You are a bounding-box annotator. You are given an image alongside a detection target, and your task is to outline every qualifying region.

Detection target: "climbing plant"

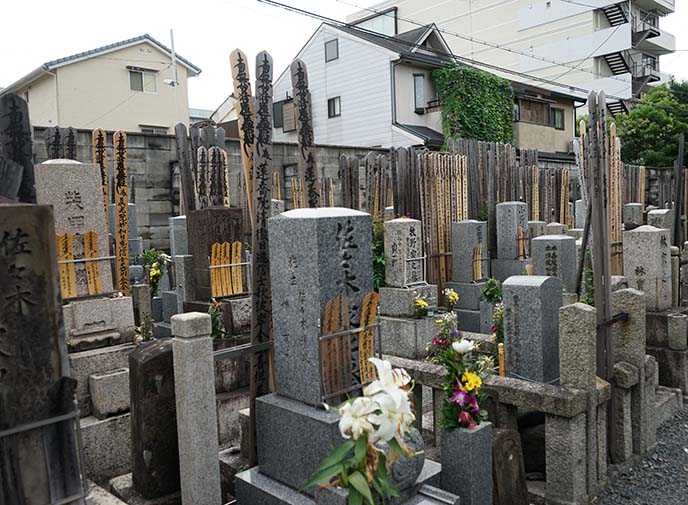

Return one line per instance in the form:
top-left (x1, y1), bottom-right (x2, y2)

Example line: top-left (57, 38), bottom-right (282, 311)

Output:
top-left (433, 64), bottom-right (514, 144)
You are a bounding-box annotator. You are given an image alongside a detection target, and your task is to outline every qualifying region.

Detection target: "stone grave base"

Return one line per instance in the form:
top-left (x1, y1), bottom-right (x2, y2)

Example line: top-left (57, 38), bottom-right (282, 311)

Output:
top-left (646, 308), bottom-right (688, 348)
top-left (379, 284), bottom-right (438, 318)
top-left (236, 461), bottom-right (444, 505)
top-left (81, 413), bottom-right (131, 485)
top-left (455, 308), bottom-right (481, 333)
top-left (646, 345), bottom-right (688, 396)
top-left (64, 296), bottom-right (135, 351)
top-left (217, 387), bottom-right (250, 448)
top-left (88, 480), bottom-right (127, 505)
top-left (153, 321), bottom-right (172, 338)
top-left (152, 296), bottom-right (163, 321)
top-left (479, 301), bottom-right (495, 334)
top-left (220, 447), bottom-right (247, 502)
top-left (109, 473), bottom-right (181, 505)
top-left (490, 258), bottom-right (532, 282)
top-left (162, 290), bottom-right (178, 323)
top-left (444, 281), bottom-right (485, 311)
top-left (380, 316), bottom-right (437, 359)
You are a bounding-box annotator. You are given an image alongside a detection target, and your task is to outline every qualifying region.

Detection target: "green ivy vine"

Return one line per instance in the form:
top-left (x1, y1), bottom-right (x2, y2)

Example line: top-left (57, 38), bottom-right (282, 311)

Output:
top-left (432, 64), bottom-right (514, 144)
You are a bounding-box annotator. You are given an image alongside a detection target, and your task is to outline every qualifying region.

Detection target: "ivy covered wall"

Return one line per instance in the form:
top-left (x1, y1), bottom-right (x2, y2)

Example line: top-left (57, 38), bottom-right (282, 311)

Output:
top-left (432, 64), bottom-right (514, 144)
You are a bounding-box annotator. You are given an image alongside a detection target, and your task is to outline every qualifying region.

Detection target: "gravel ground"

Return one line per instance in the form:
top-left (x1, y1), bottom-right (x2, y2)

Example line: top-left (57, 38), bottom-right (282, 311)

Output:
top-left (596, 407), bottom-right (688, 505)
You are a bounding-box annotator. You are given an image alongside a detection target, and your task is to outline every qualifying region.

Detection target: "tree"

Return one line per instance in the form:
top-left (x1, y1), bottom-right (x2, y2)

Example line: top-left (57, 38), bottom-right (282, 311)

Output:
top-left (616, 81), bottom-right (688, 167)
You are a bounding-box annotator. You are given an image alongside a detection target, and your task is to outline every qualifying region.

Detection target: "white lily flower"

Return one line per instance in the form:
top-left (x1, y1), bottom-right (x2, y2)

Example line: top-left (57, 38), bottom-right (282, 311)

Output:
top-left (363, 358), bottom-right (411, 408)
top-left (452, 339), bottom-right (474, 354)
top-left (368, 390), bottom-right (415, 443)
top-left (338, 397), bottom-right (377, 440)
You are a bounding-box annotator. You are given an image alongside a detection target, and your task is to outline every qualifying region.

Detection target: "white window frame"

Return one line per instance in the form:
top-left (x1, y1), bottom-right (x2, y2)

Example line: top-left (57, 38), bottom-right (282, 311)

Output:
top-left (129, 69), bottom-right (158, 94)
top-left (328, 96), bottom-right (341, 118)
top-left (413, 74), bottom-right (425, 113)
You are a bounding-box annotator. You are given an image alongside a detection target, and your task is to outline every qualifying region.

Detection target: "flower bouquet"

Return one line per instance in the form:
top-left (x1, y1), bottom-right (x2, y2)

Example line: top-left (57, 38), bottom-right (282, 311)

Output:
top-left (303, 358), bottom-right (418, 504)
top-left (412, 295), bottom-right (429, 319)
top-left (442, 288), bottom-right (459, 311)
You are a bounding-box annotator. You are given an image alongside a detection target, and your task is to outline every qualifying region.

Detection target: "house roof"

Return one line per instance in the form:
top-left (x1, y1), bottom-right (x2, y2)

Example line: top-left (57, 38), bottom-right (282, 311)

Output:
top-left (398, 124), bottom-right (444, 149)
top-left (0, 33), bottom-right (201, 96)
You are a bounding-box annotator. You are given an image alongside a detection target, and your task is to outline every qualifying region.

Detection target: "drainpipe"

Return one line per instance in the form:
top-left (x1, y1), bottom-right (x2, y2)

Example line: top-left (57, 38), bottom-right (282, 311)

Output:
top-left (43, 67), bottom-right (60, 125)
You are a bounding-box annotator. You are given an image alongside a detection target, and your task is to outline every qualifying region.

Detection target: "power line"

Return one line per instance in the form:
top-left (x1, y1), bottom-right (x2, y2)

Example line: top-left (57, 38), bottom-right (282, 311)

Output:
top-left (551, 24), bottom-right (623, 81)
top-left (257, 0), bottom-right (688, 116)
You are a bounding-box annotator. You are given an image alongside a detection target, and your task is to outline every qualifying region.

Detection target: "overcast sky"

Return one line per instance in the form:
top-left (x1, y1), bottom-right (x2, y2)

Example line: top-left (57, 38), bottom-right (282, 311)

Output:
top-left (1, 0), bottom-right (685, 112)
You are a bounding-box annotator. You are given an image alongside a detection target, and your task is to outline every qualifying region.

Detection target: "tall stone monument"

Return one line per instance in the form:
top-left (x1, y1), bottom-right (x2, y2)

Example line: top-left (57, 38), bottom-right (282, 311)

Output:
top-left (623, 225), bottom-right (671, 311)
top-left (492, 202), bottom-right (531, 281)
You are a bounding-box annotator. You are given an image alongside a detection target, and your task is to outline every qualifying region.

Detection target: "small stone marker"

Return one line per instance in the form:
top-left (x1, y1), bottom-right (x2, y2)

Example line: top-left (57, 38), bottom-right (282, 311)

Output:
top-left (544, 222), bottom-right (567, 235)
top-left (503, 275), bottom-right (563, 383)
top-left (384, 218), bottom-right (424, 287)
top-left (531, 235), bottom-right (577, 292)
top-left (575, 199), bottom-right (585, 228)
top-left (647, 209), bottom-right (673, 233)
top-left (269, 208), bottom-right (372, 406)
top-left (35, 161), bottom-right (114, 296)
top-left (623, 225), bottom-right (671, 311)
top-left (528, 220), bottom-right (546, 239)
top-left (623, 203), bottom-right (642, 229)
top-left (492, 429), bottom-right (528, 505)
top-left (497, 202), bottom-right (528, 259)
top-left (172, 312), bottom-right (221, 505)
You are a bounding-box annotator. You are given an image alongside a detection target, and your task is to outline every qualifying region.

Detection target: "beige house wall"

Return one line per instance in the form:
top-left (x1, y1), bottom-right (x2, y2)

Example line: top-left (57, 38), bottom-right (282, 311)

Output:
top-left (513, 99), bottom-right (575, 153)
top-left (16, 42), bottom-right (191, 133)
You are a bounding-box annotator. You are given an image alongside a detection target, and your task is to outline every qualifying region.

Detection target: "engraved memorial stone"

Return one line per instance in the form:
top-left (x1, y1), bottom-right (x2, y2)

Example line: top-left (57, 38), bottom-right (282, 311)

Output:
top-left (623, 225), bottom-right (672, 311)
top-left (532, 235), bottom-right (577, 292)
top-left (384, 218), bottom-right (423, 288)
top-left (451, 220), bottom-right (488, 284)
top-left (0, 204), bottom-right (83, 504)
top-left (503, 275), bottom-right (563, 383)
top-left (269, 208), bottom-right (372, 406)
top-left (623, 203), bottom-right (643, 230)
top-left (496, 202), bottom-right (528, 259)
top-left (35, 162), bottom-right (114, 295)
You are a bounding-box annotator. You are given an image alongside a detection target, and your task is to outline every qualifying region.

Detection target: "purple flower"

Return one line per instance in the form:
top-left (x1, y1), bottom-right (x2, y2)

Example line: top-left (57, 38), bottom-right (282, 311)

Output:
top-left (449, 386), bottom-right (470, 407)
top-left (450, 328), bottom-right (459, 338)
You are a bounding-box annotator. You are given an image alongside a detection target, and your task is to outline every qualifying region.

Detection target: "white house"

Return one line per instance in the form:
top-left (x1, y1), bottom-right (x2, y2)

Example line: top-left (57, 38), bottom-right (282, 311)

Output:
top-left (272, 23), bottom-right (453, 149)
top-left (348, 0), bottom-right (676, 114)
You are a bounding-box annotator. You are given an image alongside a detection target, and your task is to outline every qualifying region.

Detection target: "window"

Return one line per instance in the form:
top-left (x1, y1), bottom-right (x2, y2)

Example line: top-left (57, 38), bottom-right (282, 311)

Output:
top-left (513, 102), bottom-right (520, 122)
top-left (352, 9), bottom-right (397, 36)
top-left (325, 39), bottom-right (339, 62)
top-left (129, 69), bottom-right (157, 93)
top-left (519, 99), bottom-right (549, 125)
top-left (140, 125), bottom-right (168, 134)
top-left (282, 101), bottom-right (296, 132)
top-left (414, 74), bottom-right (425, 113)
top-left (273, 100), bottom-right (285, 128)
top-left (328, 97), bottom-right (341, 118)
top-left (642, 54), bottom-right (657, 71)
top-left (550, 107), bottom-right (565, 130)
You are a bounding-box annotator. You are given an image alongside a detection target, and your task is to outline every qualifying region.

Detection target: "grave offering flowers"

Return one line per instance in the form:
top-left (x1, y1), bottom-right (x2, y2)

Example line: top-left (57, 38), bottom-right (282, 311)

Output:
top-left (142, 248), bottom-right (170, 296)
top-left (303, 358), bottom-right (417, 504)
top-left (439, 339), bottom-right (491, 430)
top-left (442, 288), bottom-right (459, 311)
top-left (491, 302), bottom-right (504, 345)
top-left (425, 311), bottom-right (460, 363)
top-left (413, 293), bottom-right (429, 319)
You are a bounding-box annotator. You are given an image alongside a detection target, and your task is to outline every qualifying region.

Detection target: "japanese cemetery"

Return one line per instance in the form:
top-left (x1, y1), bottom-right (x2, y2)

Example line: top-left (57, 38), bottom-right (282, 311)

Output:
top-left (3, 45), bottom-right (688, 505)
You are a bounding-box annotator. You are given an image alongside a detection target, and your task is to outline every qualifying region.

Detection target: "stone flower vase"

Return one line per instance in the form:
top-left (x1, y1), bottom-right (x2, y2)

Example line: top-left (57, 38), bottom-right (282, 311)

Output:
top-left (314, 428), bottom-right (426, 505)
top-left (440, 422), bottom-right (492, 505)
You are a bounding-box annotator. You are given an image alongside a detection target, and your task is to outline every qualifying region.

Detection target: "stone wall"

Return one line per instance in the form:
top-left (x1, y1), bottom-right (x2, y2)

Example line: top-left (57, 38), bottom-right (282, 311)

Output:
top-left (33, 127), bottom-right (386, 251)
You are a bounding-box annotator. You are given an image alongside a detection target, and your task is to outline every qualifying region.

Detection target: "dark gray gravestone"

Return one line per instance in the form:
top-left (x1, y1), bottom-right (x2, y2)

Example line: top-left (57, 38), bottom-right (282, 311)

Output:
top-left (0, 204), bottom-right (82, 504)
top-left (215, 126), bottom-right (226, 149)
top-left (290, 59), bottom-right (321, 208)
top-left (129, 339), bottom-right (180, 499)
top-left (187, 207), bottom-right (243, 300)
top-left (63, 127), bottom-right (78, 160)
top-left (0, 94), bottom-right (35, 203)
top-left (45, 126), bottom-right (63, 160)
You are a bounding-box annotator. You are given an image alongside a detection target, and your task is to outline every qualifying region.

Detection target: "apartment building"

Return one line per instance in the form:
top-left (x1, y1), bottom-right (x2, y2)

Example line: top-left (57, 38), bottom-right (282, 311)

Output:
top-left (348, 0), bottom-right (675, 113)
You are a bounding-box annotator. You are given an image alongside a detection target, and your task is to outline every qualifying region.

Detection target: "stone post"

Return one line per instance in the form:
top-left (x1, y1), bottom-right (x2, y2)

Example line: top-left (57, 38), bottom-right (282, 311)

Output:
top-left (131, 283), bottom-right (152, 326)
top-left (172, 312), bottom-right (221, 505)
top-left (623, 203), bottom-right (642, 229)
top-left (545, 413), bottom-right (588, 504)
top-left (174, 254), bottom-right (194, 314)
top-left (575, 199), bottom-right (585, 228)
top-left (647, 208), bottom-right (673, 234)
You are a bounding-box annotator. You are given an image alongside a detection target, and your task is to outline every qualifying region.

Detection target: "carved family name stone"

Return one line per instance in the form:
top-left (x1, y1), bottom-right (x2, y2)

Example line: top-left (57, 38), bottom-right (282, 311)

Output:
top-left (35, 162), bottom-right (114, 295)
top-left (532, 235), bottom-right (577, 292)
top-left (623, 225), bottom-right (672, 311)
top-left (269, 208), bottom-right (373, 406)
top-left (0, 204), bottom-right (82, 504)
top-left (0, 93), bottom-right (35, 203)
top-left (496, 202), bottom-right (528, 259)
top-left (452, 220), bottom-right (488, 283)
top-left (384, 218), bottom-right (423, 288)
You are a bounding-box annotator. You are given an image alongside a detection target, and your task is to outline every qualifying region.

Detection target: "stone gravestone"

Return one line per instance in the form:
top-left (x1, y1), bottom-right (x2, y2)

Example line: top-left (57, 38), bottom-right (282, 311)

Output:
top-left (170, 215), bottom-right (188, 257)
top-left (531, 235), bottom-right (577, 293)
top-left (575, 199), bottom-right (585, 228)
top-left (269, 207), bottom-right (373, 406)
top-left (544, 222), bottom-right (567, 235)
top-left (35, 161), bottom-right (114, 294)
top-left (647, 209), bottom-right (673, 234)
top-left (187, 207), bottom-right (243, 301)
top-left (384, 217), bottom-right (424, 288)
top-left (623, 225), bottom-right (671, 311)
top-left (0, 204), bottom-right (84, 504)
top-left (128, 339), bottom-right (180, 499)
top-left (445, 219), bottom-right (488, 332)
top-left (493, 202), bottom-right (531, 281)
top-left (503, 275), bottom-right (563, 383)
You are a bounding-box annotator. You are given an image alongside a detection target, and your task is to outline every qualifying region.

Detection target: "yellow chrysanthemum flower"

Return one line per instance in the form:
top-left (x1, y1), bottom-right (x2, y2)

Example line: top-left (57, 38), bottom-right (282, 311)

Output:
top-left (462, 372), bottom-right (482, 392)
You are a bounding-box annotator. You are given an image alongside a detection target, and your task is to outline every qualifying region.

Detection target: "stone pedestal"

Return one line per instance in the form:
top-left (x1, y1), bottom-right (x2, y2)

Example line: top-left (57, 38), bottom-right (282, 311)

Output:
top-left (63, 296), bottom-right (135, 351)
top-left (490, 259), bottom-right (531, 283)
top-left (440, 423), bottom-right (493, 505)
top-left (379, 285), bottom-right (438, 318)
top-left (380, 316), bottom-right (437, 359)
